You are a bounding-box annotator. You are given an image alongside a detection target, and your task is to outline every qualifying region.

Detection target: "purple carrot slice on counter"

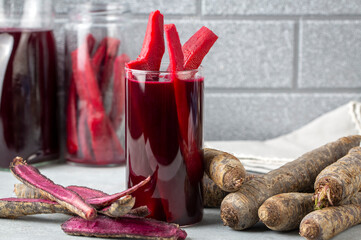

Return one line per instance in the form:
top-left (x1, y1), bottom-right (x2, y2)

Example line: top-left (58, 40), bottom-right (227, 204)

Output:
top-left (0, 198), bottom-right (73, 218)
top-left (13, 184), bottom-right (135, 218)
top-left (126, 10), bottom-right (165, 71)
top-left (61, 215), bottom-right (187, 240)
top-left (10, 157), bottom-right (97, 220)
top-left (67, 185), bottom-right (108, 199)
top-left (86, 176), bottom-right (151, 208)
top-left (182, 26), bottom-right (218, 70)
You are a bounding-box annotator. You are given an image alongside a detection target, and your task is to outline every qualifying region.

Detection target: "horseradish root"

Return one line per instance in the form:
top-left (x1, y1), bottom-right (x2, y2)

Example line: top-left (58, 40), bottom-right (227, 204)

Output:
top-left (314, 146), bottom-right (361, 209)
top-left (204, 148), bottom-right (246, 192)
top-left (220, 135), bottom-right (361, 230)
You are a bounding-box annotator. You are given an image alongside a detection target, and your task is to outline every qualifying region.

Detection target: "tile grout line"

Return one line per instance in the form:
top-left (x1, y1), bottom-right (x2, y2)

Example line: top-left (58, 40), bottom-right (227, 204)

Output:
top-left (197, 0), bottom-right (202, 16)
top-left (292, 19), bottom-right (300, 90)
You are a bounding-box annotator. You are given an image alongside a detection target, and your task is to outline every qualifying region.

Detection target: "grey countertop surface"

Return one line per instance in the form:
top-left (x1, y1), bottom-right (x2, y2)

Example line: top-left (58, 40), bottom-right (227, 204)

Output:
top-left (0, 162), bottom-right (360, 240)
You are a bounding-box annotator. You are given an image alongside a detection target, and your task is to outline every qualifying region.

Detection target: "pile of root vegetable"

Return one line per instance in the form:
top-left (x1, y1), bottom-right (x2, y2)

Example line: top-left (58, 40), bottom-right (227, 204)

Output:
top-left (0, 157), bottom-right (186, 240)
top-left (204, 135), bottom-right (361, 240)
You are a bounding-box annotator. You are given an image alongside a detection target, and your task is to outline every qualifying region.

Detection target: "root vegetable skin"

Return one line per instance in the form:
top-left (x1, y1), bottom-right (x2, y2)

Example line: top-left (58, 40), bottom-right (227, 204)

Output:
top-left (10, 157), bottom-right (96, 220)
top-left (99, 196), bottom-right (135, 218)
top-left (204, 148), bottom-right (246, 192)
top-left (220, 135), bottom-right (361, 230)
top-left (258, 193), bottom-right (314, 231)
top-left (0, 198), bottom-right (73, 218)
top-left (203, 174), bottom-right (228, 208)
top-left (314, 146), bottom-right (361, 209)
top-left (128, 206), bottom-right (151, 218)
top-left (300, 203), bottom-right (361, 240)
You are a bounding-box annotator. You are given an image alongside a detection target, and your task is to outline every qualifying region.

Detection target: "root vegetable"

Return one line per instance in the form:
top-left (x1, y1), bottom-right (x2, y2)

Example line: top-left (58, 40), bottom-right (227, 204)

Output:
top-left (10, 157), bottom-right (96, 220)
top-left (128, 206), bottom-right (151, 217)
top-left (14, 183), bottom-right (45, 199)
top-left (203, 174), bottom-right (228, 208)
top-left (220, 135), bottom-right (361, 230)
top-left (258, 193), bottom-right (314, 231)
top-left (300, 193), bottom-right (361, 240)
top-left (61, 215), bottom-right (187, 240)
top-left (314, 146), bottom-right (361, 209)
top-left (99, 195), bottom-right (135, 218)
top-left (0, 198), bottom-right (73, 218)
top-left (204, 148), bottom-right (246, 192)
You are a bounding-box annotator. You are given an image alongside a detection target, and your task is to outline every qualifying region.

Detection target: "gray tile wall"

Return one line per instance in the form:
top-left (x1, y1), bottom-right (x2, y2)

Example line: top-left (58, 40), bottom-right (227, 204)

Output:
top-left (54, 0), bottom-right (361, 141)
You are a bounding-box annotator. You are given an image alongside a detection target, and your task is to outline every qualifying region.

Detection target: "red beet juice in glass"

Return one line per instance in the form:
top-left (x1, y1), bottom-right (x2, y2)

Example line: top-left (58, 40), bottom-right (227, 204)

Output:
top-left (126, 71), bottom-right (204, 226)
top-left (0, 29), bottom-right (59, 168)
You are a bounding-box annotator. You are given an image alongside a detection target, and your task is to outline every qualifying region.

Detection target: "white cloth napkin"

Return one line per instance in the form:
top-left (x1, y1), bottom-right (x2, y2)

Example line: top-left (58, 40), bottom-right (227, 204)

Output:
top-left (205, 101), bottom-right (361, 173)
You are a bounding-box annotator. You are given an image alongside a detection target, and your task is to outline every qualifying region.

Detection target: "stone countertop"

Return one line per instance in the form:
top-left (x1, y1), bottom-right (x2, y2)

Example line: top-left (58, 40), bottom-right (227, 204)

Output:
top-left (0, 162), bottom-right (360, 240)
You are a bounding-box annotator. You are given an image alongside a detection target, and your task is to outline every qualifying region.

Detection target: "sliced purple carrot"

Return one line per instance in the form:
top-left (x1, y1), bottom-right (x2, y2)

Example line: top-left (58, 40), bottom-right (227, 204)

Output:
top-left (165, 24), bottom-right (184, 71)
top-left (86, 33), bottom-right (96, 54)
top-left (14, 183), bottom-right (108, 201)
top-left (91, 39), bottom-right (106, 75)
top-left (71, 42), bottom-right (115, 163)
top-left (126, 10), bottom-right (165, 71)
top-left (66, 75), bottom-right (78, 155)
top-left (182, 26), bottom-right (218, 70)
top-left (67, 185), bottom-right (108, 199)
top-left (10, 157), bottom-right (97, 220)
top-left (165, 24), bottom-right (204, 183)
top-left (77, 108), bottom-right (93, 160)
top-left (99, 37), bottom-right (121, 94)
top-left (86, 176), bottom-right (151, 208)
top-left (109, 54), bottom-right (129, 130)
top-left (61, 215), bottom-right (187, 240)
top-left (0, 198), bottom-right (73, 218)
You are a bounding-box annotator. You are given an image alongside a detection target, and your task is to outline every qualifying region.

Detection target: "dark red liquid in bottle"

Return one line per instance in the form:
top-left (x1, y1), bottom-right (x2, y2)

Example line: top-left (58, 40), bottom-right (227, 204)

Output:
top-left (0, 29), bottom-right (59, 168)
top-left (126, 75), bottom-right (204, 226)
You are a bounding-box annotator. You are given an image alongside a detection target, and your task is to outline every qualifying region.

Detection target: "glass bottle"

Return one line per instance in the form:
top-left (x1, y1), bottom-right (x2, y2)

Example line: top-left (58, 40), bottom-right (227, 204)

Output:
top-left (0, 0), bottom-right (59, 169)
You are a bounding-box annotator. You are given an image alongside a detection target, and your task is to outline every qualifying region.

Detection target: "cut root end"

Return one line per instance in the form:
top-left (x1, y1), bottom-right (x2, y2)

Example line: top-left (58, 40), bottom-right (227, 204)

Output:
top-left (314, 185), bottom-right (333, 210)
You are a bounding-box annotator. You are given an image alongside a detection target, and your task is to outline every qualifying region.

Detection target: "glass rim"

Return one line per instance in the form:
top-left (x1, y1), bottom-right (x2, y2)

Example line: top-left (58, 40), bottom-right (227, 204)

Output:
top-left (125, 65), bottom-right (203, 74)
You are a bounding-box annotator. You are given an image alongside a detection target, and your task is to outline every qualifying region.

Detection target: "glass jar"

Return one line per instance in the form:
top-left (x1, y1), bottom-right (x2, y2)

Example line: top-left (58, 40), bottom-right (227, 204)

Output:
top-left (126, 65), bottom-right (204, 226)
top-left (0, 0), bottom-right (59, 169)
top-left (65, 3), bottom-right (129, 166)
